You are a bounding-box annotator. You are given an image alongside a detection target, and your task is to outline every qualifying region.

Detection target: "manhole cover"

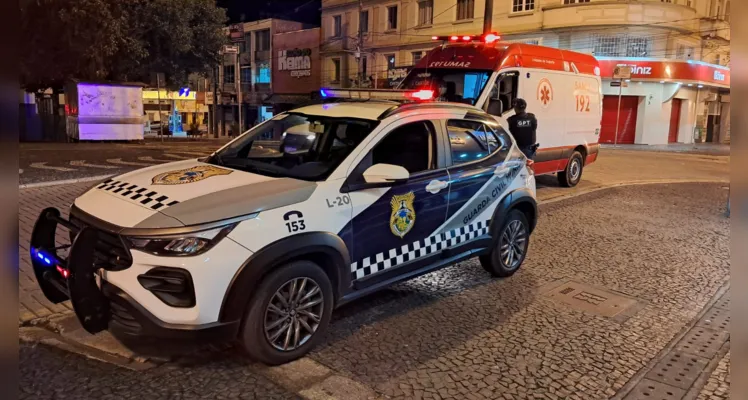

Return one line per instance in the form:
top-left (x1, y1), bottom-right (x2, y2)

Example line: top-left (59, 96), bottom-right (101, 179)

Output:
top-left (645, 351), bottom-right (710, 390)
top-left (623, 378), bottom-right (686, 400)
top-left (675, 327), bottom-right (728, 359)
top-left (697, 306), bottom-right (730, 331)
top-left (543, 281), bottom-right (638, 318)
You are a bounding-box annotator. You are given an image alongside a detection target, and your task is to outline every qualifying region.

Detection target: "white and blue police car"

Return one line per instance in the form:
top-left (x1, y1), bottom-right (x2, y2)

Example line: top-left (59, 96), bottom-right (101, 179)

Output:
top-left (30, 88), bottom-right (537, 365)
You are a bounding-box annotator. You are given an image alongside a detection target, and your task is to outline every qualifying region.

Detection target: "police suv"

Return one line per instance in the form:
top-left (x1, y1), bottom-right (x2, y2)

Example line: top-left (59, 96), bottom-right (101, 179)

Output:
top-left (30, 89), bottom-right (538, 365)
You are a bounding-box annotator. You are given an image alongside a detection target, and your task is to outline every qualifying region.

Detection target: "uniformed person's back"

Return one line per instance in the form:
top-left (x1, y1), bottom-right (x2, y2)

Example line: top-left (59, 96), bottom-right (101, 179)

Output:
top-left (506, 98), bottom-right (538, 159)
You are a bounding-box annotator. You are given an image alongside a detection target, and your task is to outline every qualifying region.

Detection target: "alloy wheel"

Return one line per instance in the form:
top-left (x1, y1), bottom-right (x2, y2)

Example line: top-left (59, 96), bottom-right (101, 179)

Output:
top-left (500, 219), bottom-right (528, 269)
top-left (264, 277), bottom-right (324, 352)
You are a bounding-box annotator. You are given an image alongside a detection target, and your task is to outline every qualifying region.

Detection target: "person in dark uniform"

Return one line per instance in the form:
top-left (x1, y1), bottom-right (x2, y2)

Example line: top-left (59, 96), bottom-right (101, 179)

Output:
top-left (506, 98), bottom-right (538, 160)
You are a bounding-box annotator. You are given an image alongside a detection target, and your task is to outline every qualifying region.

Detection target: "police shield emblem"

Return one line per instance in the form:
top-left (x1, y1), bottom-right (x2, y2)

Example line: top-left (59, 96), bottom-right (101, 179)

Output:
top-left (152, 165), bottom-right (232, 185)
top-left (390, 192), bottom-right (416, 238)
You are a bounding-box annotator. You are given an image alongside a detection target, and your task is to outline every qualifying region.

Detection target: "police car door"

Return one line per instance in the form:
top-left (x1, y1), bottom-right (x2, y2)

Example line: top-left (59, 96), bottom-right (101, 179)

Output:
top-left (433, 115), bottom-right (524, 245)
top-left (341, 118), bottom-right (451, 287)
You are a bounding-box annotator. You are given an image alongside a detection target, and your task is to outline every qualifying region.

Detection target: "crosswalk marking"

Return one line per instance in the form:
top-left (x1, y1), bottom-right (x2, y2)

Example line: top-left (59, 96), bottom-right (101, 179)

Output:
top-left (30, 162), bottom-right (75, 172)
top-left (70, 160), bottom-right (118, 169)
top-left (107, 158), bottom-right (156, 167)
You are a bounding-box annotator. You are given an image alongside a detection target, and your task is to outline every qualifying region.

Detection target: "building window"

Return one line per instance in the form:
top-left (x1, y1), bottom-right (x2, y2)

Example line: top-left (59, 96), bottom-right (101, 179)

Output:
top-left (676, 44), bottom-right (694, 60)
top-left (238, 41), bottom-right (247, 53)
top-left (256, 62), bottom-right (270, 83)
top-left (558, 33), bottom-right (571, 49)
top-left (418, 0), bottom-right (433, 26)
top-left (661, 0), bottom-right (672, 3)
top-left (255, 30), bottom-right (270, 52)
top-left (385, 54), bottom-right (396, 69)
top-left (359, 10), bottom-right (369, 33)
top-left (592, 34), bottom-right (651, 57)
top-left (223, 65), bottom-right (235, 84)
top-left (457, 0), bottom-right (474, 20)
top-left (240, 67), bottom-right (251, 86)
top-left (332, 58), bottom-right (341, 82)
top-left (512, 0), bottom-right (535, 12)
top-left (387, 6), bottom-right (398, 30)
top-left (333, 15), bottom-right (342, 37)
top-left (564, 0), bottom-right (590, 3)
top-left (412, 51), bottom-right (423, 64)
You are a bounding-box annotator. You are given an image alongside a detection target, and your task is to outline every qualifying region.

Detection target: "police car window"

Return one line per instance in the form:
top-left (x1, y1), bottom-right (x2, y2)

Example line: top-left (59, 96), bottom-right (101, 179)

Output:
top-left (209, 113), bottom-right (376, 181)
top-left (370, 121), bottom-right (436, 175)
top-left (447, 120), bottom-right (502, 165)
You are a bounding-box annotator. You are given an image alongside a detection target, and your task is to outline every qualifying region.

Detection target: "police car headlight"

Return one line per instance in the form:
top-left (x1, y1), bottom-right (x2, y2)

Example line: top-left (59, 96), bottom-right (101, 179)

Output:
top-left (128, 224), bottom-right (237, 256)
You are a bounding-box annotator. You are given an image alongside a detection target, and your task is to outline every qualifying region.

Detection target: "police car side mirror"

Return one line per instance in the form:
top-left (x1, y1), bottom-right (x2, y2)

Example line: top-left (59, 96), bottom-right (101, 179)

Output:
top-left (363, 163), bottom-right (409, 185)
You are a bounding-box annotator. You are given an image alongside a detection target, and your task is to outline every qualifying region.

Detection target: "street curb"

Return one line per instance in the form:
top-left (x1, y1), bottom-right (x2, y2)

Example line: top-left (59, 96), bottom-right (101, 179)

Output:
top-left (20, 174), bottom-right (115, 190)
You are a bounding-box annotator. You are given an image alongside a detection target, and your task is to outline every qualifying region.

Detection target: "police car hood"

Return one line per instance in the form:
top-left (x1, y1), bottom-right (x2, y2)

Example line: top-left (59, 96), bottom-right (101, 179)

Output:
top-left (73, 159), bottom-right (317, 229)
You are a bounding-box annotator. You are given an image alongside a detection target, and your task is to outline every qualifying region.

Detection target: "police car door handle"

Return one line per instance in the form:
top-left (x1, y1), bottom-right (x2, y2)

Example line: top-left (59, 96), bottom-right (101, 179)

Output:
top-left (426, 180), bottom-right (448, 194)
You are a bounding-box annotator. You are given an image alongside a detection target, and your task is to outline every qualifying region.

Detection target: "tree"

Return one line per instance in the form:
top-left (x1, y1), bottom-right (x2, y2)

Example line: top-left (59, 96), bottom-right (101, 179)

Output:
top-left (20, 0), bottom-right (228, 91)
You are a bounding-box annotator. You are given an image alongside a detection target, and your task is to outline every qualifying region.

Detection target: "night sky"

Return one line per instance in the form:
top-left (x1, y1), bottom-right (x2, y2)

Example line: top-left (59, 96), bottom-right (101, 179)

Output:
top-left (216, 0), bottom-right (321, 25)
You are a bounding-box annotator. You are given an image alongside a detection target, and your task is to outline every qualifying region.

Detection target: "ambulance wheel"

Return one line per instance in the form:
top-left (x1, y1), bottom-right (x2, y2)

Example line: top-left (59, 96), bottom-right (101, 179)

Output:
top-left (480, 210), bottom-right (529, 277)
top-left (239, 260), bottom-right (333, 365)
top-left (558, 151), bottom-right (584, 187)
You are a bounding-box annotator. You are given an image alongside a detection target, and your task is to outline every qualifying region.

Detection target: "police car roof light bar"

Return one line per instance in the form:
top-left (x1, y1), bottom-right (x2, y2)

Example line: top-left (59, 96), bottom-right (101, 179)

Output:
top-left (319, 88), bottom-right (431, 102)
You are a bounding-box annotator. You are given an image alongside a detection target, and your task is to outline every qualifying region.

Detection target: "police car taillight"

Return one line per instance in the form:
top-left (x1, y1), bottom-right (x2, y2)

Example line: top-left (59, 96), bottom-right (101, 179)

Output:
top-left (526, 159), bottom-right (535, 175)
top-left (432, 32), bottom-right (501, 43)
top-left (409, 90), bottom-right (434, 101)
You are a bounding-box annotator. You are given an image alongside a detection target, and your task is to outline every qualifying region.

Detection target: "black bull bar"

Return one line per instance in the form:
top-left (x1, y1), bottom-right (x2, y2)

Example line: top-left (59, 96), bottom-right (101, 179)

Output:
top-left (30, 207), bottom-right (133, 334)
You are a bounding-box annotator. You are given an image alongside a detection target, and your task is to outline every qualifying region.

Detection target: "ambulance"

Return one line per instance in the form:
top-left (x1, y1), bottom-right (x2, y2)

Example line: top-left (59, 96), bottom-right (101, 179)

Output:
top-left (398, 33), bottom-right (603, 187)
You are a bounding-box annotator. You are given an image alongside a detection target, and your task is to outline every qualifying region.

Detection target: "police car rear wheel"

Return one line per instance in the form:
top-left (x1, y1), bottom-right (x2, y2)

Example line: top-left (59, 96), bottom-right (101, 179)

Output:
top-left (480, 210), bottom-right (529, 277)
top-left (239, 260), bottom-right (333, 365)
top-left (558, 151), bottom-right (583, 187)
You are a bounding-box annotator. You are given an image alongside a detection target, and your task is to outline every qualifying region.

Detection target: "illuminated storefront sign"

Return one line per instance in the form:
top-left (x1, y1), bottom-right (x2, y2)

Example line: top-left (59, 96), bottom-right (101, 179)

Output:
top-left (597, 58), bottom-right (730, 87)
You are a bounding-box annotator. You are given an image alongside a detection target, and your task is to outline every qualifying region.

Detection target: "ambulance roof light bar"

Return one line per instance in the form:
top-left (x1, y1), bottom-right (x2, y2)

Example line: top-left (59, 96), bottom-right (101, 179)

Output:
top-left (431, 32), bottom-right (501, 44)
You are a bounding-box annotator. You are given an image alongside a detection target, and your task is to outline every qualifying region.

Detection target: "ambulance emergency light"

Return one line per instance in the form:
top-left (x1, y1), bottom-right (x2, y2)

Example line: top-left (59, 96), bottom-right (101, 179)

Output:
top-left (431, 32), bottom-right (501, 44)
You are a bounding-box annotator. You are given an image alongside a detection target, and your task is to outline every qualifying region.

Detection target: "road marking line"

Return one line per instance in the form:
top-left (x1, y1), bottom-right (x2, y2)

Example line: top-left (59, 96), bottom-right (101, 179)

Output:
top-left (163, 153), bottom-right (193, 159)
top-left (169, 151), bottom-right (212, 156)
top-left (70, 160), bottom-right (118, 169)
top-left (20, 174), bottom-right (115, 189)
top-left (107, 158), bottom-right (156, 167)
top-left (29, 162), bottom-right (75, 172)
top-left (138, 156), bottom-right (175, 163)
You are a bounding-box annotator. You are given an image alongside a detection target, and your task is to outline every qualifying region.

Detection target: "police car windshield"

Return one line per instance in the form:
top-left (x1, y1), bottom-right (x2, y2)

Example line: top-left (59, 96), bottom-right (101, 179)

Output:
top-left (399, 68), bottom-right (492, 105)
top-left (209, 113), bottom-right (376, 181)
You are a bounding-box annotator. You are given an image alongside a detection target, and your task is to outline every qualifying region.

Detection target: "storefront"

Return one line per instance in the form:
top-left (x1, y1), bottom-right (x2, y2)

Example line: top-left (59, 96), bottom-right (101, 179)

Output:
top-left (142, 89), bottom-right (210, 134)
top-left (596, 58), bottom-right (730, 145)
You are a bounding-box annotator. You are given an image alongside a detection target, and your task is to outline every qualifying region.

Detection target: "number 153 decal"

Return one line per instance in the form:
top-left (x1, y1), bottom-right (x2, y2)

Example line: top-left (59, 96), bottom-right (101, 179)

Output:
top-left (283, 211), bottom-right (306, 233)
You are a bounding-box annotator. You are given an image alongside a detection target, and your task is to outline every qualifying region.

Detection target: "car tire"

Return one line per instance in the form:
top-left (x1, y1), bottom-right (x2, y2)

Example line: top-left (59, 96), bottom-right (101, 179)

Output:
top-left (480, 210), bottom-right (530, 277)
top-left (239, 260), bottom-right (334, 365)
top-left (557, 150), bottom-right (584, 187)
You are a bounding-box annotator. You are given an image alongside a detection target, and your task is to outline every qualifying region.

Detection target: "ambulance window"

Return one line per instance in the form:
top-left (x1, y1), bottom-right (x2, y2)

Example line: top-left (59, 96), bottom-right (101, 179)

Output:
top-left (447, 120), bottom-right (501, 165)
top-left (487, 72), bottom-right (519, 117)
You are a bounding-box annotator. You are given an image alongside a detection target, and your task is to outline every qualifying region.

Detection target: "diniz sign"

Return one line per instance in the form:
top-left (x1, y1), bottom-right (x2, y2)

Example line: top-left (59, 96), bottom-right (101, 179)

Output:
top-left (278, 48), bottom-right (312, 78)
top-left (597, 58), bottom-right (730, 86)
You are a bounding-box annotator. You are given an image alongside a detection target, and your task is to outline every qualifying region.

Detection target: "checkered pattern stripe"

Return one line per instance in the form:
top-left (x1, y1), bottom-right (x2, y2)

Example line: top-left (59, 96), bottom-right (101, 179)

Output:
top-left (351, 220), bottom-right (490, 280)
top-left (97, 179), bottom-right (179, 211)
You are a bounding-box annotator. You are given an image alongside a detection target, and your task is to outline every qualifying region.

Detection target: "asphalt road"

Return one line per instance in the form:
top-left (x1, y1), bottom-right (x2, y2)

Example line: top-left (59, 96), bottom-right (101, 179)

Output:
top-left (19, 183), bottom-right (730, 400)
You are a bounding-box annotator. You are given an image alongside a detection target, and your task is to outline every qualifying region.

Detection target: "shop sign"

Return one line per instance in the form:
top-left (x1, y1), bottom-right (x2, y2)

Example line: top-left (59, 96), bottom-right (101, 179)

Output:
top-left (597, 58), bottom-right (730, 87)
top-left (387, 65), bottom-right (412, 88)
top-left (228, 24), bottom-right (244, 42)
top-left (278, 48), bottom-right (312, 78)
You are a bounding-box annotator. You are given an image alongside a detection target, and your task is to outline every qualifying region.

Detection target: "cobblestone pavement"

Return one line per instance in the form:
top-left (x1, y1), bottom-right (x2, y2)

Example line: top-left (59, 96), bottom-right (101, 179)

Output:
top-left (309, 183), bottom-right (729, 399)
top-left (19, 343), bottom-right (300, 400)
top-left (696, 352), bottom-right (730, 400)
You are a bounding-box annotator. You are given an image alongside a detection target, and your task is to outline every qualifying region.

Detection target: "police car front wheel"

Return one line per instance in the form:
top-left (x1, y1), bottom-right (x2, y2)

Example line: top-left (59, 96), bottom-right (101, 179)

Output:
top-left (239, 260), bottom-right (334, 365)
top-left (480, 210), bottom-right (530, 277)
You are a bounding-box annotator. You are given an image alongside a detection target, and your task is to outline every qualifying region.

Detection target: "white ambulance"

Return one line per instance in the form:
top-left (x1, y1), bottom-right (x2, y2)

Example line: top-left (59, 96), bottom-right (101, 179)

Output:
top-left (399, 33), bottom-right (603, 187)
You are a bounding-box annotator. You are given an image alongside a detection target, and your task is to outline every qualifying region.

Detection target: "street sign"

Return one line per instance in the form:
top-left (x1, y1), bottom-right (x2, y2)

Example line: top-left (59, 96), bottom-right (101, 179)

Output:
top-left (222, 45), bottom-right (239, 54)
top-left (613, 66), bottom-right (632, 79)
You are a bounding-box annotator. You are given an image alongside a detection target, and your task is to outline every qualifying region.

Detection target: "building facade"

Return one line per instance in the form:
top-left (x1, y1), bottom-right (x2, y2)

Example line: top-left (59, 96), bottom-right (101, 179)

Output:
top-left (320, 0), bottom-right (730, 144)
top-left (216, 18), bottom-right (321, 136)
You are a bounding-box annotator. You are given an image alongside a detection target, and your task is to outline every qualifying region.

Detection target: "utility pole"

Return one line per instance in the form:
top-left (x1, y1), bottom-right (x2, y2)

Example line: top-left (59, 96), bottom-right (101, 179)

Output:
top-left (483, 0), bottom-right (494, 35)
top-left (236, 51), bottom-right (243, 135)
top-left (357, 0), bottom-right (363, 88)
top-left (213, 65), bottom-right (219, 138)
